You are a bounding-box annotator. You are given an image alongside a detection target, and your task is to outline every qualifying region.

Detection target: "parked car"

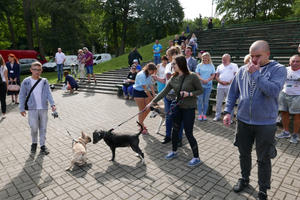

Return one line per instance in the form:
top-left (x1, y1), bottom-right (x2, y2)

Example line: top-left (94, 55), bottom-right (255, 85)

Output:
top-left (0, 50), bottom-right (47, 64)
top-left (42, 55), bottom-right (78, 71)
top-left (93, 53), bottom-right (111, 65)
top-left (19, 58), bottom-right (39, 74)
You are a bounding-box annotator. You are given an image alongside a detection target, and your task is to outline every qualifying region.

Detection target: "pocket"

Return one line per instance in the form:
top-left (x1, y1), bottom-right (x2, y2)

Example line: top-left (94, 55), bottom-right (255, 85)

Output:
top-left (268, 139), bottom-right (277, 159)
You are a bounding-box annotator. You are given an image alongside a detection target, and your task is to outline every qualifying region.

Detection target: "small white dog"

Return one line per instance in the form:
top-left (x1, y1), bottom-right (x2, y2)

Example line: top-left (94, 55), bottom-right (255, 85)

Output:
top-left (150, 100), bottom-right (166, 134)
top-left (66, 132), bottom-right (91, 171)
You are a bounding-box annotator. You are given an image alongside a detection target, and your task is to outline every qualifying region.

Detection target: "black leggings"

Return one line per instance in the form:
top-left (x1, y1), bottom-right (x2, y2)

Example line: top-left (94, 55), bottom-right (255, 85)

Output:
top-left (0, 83), bottom-right (7, 114)
top-left (172, 108), bottom-right (199, 158)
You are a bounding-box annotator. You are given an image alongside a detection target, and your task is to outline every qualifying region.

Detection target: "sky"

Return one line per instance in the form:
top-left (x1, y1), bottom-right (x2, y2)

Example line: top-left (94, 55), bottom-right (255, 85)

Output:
top-left (179, 0), bottom-right (216, 20)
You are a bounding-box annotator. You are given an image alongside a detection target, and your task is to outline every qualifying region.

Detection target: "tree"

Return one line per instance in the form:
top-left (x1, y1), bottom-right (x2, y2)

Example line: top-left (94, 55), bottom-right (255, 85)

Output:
top-left (136, 0), bottom-right (184, 45)
top-left (215, 0), bottom-right (294, 23)
top-left (22, 0), bottom-right (34, 49)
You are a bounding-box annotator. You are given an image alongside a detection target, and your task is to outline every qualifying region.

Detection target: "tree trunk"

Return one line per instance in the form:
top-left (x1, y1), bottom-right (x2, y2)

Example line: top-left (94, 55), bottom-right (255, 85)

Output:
top-left (119, 0), bottom-right (129, 56)
top-left (22, 0), bottom-right (34, 49)
top-left (31, 0), bottom-right (44, 56)
top-left (6, 14), bottom-right (17, 49)
top-left (50, 13), bottom-right (57, 54)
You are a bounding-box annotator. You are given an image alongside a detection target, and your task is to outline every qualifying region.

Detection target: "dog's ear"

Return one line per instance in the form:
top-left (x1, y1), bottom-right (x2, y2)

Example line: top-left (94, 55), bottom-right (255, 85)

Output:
top-left (81, 131), bottom-right (86, 139)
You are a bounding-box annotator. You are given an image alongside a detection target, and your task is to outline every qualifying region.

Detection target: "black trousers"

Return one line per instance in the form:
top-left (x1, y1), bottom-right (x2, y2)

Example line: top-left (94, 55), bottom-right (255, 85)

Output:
top-left (0, 82), bottom-right (7, 114)
top-left (234, 120), bottom-right (277, 192)
top-left (172, 108), bottom-right (199, 158)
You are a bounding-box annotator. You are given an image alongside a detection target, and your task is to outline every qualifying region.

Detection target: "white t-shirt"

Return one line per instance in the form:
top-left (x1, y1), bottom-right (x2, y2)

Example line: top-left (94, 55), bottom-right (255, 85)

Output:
top-left (157, 63), bottom-right (166, 78)
top-left (0, 65), bottom-right (7, 82)
top-left (30, 78), bottom-right (43, 109)
top-left (216, 63), bottom-right (239, 88)
top-left (282, 67), bottom-right (300, 95)
top-left (164, 63), bottom-right (174, 94)
top-left (55, 52), bottom-right (66, 64)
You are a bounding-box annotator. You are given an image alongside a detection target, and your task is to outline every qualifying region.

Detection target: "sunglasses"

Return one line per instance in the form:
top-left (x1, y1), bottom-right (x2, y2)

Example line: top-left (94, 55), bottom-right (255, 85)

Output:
top-left (31, 69), bottom-right (42, 72)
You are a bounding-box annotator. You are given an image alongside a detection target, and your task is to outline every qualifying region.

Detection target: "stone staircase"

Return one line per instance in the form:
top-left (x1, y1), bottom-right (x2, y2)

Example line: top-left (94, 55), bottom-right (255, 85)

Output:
top-left (54, 66), bottom-right (131, 95)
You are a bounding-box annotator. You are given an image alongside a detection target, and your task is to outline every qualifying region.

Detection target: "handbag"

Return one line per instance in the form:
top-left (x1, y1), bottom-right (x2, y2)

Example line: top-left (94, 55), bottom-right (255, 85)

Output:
top-left (25, 78), bottom-right (42, 110)
top-left (7, 82), bottom-right (20, 91)
top-left (170, 75), bottom-right (186, 117)
top-left (122, 82), bottom-right (133, 87)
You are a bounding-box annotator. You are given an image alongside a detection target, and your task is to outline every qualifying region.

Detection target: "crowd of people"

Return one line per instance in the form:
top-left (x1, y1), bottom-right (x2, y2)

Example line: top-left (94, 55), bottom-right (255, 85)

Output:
top-left (0, 29), bottom-right (299, 200)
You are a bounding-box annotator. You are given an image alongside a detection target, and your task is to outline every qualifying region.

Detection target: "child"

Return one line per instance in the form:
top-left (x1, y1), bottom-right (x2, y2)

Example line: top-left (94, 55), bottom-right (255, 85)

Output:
top-left (19, 62), bottom-right (56, 155)
top-left (63, 70), bottom-right (79, 93)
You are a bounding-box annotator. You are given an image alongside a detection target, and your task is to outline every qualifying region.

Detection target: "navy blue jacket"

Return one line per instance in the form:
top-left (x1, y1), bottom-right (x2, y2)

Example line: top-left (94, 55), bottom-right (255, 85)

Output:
top-left (6, 62), bottom-right (20, 79)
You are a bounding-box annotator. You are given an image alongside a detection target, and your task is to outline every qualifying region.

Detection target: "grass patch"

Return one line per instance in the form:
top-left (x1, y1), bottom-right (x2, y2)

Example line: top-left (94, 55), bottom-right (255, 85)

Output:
top-left (20, 34), bottom-right (187, 84)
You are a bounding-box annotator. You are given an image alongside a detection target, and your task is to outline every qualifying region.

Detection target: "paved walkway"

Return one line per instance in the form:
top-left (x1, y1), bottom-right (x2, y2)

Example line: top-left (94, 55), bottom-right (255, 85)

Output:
top-left (0, 90), bottom-right (299, 200)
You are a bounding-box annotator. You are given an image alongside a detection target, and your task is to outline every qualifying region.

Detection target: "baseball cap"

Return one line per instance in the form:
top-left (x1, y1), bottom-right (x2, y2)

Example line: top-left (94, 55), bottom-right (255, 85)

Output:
top-left (133, 59), bottom-right (138, 62)
top-left (200, 51), bottom-right (205, 54)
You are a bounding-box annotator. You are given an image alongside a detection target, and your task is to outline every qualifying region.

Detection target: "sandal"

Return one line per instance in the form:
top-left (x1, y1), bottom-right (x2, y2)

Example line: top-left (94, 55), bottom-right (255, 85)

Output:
top-left (142, 127), bottom-right (148, 134)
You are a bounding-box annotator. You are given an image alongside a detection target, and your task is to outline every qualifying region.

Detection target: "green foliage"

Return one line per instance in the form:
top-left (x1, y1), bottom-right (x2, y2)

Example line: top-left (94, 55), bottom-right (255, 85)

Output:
top-left (136, 0), bottom-right (184, 45)
top-left (215, 0), bottom-right (294, 23)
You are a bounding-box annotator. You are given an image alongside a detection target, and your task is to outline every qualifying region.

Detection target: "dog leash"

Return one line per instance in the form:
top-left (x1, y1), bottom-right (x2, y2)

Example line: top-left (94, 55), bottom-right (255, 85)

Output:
top-left (150, 97), bottom-right (185, 116)
top-left (52, 111), bottom-right (79, 145)
top-left (108, 108), bottom-right (147, 132)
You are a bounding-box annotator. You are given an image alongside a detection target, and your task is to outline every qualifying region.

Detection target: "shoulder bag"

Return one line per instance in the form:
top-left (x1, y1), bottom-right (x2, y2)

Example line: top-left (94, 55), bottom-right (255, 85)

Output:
top-left (25, 78), bottom-right (42, 110)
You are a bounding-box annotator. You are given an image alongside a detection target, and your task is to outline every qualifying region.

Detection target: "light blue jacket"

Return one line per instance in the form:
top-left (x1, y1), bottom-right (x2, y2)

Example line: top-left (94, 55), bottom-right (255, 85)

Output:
top-left (224, 61), bottom-right (286, 125)
top-left (19, 77), bottom-right (55, 112)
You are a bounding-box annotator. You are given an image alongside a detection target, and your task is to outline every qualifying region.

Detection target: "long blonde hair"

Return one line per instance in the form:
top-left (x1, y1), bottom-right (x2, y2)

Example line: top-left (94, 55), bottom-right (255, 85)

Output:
top-left (200, 52), bottom-right (213, 66)
top-left (0, 54), bottom-right (4, 67)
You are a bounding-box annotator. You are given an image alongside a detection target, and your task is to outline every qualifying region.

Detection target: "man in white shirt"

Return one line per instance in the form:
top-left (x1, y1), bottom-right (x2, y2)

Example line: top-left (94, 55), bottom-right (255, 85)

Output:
top-left (276, 55), bottom-right (300, 143)
top-left (214, 54), bottom-right (238, 122)
top-left (55, 48), bottom-right (66, 82)
top-left (185, 46), bottom-right (197, 72)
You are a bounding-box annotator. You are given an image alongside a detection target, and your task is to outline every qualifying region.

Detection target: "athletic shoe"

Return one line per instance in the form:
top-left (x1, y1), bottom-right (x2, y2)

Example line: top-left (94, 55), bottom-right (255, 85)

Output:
top-left (2, 115), bottom-right (7, 119)
top-left (257, 191), bottom-right (268, 200)
top-left (31, 143), bottom-right (37, 153)
top-left (198, 115), bottom-right (203, 121)
top-left (165, 151), bottom-right (178, 160)
top-left (187, 157), bottom-right (201, 166)
top-left (178, 139), bottom-right (182, 147)
top-left (125, 96), bottom-right (129, 100)
top-left (41, 145), bottom-right (50, 155)
top-left (290, 134), bottom-right (298, 144)
top-left (162, 136), bottom-right (171, 144)
top-left (213, 117), bottom-right (220, 122)
top-left (276, 131), bottom-right (291, 139)
top-left (202, 115), bottom-right (207, 121)
top-left (233, 177), bottom-right (249, 193)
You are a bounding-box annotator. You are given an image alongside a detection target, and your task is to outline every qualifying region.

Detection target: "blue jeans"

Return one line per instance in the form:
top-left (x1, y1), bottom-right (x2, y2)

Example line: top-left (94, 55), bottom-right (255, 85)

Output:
top-left (57, 64), bottom-right (64, 80)
top-left (190, 44), bottom-right (196, 55)
top-left (122, 85), bottom-right (134, 96)
top-left (164, 97), bottom-right (183, 138)
top-left (197, 87), bottom-right (212, 116)
top-left (154, 56), bottom-right (161, 65)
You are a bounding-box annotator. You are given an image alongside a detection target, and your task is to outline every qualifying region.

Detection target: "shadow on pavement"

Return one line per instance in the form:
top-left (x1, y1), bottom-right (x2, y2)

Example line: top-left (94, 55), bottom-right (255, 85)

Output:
top-left (0, 153), bottom-right (53, 199)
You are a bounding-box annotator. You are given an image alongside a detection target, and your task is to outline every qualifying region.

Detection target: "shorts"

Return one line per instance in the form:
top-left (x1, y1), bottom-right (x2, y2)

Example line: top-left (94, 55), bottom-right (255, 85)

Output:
top-left (133, 89), bottom-right (148, 98)
top-left (278, 91), bottom-right (300, 114)
top-left (86, 65), bottom-right (93, 74)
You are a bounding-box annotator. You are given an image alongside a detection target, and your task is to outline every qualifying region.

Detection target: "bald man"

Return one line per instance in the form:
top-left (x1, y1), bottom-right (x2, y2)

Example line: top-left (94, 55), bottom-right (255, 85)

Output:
top-left (213, 54), bottom-right (238, 122)
top-left (223, 40), bottom-right (287, 200)
top-left (276, 55), bottom-right (300, 143)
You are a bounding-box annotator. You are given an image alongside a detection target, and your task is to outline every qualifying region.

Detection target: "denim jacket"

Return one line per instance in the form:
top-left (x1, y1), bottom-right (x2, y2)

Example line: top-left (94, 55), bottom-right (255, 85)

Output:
top-left (19, 77), bottom-right (55, 112)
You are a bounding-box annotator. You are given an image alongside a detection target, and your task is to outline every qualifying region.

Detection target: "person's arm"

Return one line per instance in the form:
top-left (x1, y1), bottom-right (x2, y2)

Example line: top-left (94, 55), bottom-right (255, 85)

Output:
top-left (180, 74), bottom-right (203, 97)
top-left (152, 75), bottom-right (166, 84)
top-left (145, 80), bottom-right (172, 110)
top-left (251, 66), bottom-right (287, 98)
top-left (138, 52), bottom-right (142, 60)
top-left (19, 80), bottom-right (27, 115)
top-left (45, 79), bottom-right (56, 110)
top-left (4, 70), bottom-right (8, 88)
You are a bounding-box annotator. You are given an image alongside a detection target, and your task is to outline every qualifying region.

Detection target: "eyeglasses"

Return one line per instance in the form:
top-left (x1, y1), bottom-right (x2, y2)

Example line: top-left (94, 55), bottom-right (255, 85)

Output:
top-left (131, 68), bottom-right (136, 69)
top-left (31, 69), bottom-right (42, 72)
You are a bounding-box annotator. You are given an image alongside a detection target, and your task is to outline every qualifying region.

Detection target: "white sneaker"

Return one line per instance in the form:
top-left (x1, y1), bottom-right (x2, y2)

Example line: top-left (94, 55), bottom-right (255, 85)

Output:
top-left (213, 117), bottom-right (219, 122)
top-left (2, 115), bottom-right (7, 119)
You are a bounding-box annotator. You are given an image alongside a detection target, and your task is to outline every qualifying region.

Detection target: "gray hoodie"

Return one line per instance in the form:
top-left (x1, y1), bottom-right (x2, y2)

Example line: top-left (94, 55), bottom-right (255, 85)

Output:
top-left (224, 61), bottom-right (286, 125)
top-left (19, 77), bottom-right (55, 112)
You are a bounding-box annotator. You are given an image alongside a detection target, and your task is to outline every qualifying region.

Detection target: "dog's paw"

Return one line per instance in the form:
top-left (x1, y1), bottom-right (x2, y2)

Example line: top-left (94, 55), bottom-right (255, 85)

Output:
top-left (135, 153), bottom-right (140, 157)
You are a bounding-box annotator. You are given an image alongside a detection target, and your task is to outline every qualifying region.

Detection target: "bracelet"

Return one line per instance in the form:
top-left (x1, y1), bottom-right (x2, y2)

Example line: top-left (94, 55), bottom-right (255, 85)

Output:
top-left (188, 92), bottom-right (190, 97)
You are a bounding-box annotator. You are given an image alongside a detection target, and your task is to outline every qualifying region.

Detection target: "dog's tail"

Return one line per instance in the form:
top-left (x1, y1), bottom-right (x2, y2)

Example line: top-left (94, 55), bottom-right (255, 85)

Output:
top-left (136, 121), bottom-right (143, 135)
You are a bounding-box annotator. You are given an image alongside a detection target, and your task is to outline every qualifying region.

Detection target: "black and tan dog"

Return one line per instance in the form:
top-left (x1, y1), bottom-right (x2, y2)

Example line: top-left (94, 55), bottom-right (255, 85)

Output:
top-left (93, 121), bottom-right (145, 164)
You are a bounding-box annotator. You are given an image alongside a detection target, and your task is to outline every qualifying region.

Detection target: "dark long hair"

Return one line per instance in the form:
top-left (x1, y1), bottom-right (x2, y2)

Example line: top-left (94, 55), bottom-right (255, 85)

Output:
top-left (0, 54), bottom-right (4, 67)
top-left (142, 62), bottom-right (157, 78)
top-left (173, 55), bottom-right (190, 76)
